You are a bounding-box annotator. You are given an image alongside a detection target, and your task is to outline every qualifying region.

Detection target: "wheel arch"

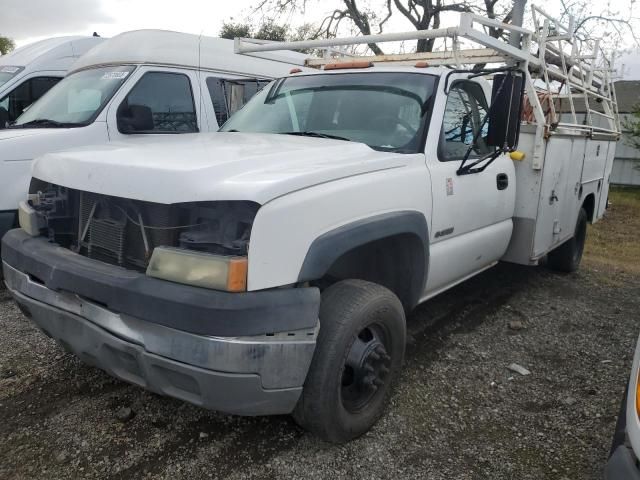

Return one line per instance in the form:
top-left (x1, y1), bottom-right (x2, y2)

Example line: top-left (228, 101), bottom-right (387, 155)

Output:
top-left (298, 211), bottom-right (429, 311)
top-left (582, 192), bottom-right (596, 223)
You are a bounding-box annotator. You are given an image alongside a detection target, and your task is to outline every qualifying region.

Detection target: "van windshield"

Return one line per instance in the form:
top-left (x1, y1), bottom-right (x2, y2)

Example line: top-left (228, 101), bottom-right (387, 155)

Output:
top-left (220, 72), bottom-right (437, 153)
top-left (13, 65), bottom-right (135, 128)
top-left (0, 66), bottom-right (24, 88)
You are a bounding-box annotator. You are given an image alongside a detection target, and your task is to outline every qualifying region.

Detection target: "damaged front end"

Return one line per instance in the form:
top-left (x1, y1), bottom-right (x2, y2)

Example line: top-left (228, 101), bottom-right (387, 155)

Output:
top-left (20, 180), bottom-right (260, 291)
top-left (3, 179), bottom-right (320, 416)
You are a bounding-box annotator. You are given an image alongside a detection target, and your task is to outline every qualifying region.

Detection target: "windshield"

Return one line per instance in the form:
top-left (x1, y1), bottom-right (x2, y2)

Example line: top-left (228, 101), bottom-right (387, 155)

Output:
top-left (220, 72), bottom-right (437, 153)
top-left (14, 65), bottom-right (135, 127)
top-left (0, 66), bottom-right (24, 88)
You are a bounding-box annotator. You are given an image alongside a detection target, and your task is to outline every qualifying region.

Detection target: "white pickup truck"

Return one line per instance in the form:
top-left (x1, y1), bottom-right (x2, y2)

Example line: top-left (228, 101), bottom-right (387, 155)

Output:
top-left (1, 10), bottom-right (620, 442)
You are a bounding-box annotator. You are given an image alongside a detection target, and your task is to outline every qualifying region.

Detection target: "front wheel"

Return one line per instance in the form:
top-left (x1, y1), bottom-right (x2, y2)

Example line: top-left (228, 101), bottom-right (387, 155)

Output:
top-left (293, 279), bottom-right (406, 443)
top-left (547, 207), bottom-right (588, 273)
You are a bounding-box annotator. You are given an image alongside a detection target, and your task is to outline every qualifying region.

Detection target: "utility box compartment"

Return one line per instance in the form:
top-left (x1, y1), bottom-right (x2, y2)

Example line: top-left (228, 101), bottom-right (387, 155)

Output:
top-left (502, 126), bottom-right (617, 265)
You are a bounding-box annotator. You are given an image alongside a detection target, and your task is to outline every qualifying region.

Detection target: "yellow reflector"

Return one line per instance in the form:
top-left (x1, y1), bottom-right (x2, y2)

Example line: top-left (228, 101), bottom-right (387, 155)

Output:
top-left (146, 247), bottom-right (247, 292)
top-left (510, 151), bottom-right (526, 161)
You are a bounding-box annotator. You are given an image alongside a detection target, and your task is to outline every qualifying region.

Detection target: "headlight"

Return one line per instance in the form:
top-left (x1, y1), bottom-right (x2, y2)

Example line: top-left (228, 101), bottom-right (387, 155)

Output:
top-left (146, 247), bottom-right (247, 292)
top-left (18, 198), bottom-right (45, 236)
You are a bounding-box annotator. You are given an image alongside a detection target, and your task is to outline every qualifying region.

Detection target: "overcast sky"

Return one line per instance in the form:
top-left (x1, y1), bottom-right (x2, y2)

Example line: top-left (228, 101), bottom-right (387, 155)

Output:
top-left (2, 0), bottom-right (639, 79)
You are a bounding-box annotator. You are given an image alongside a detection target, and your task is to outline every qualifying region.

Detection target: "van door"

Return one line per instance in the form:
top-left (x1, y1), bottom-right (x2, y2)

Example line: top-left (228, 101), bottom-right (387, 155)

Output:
top-left (106, 67), bottom-right (202, 140)
top-left (424, 77), bottom-right (516, 296)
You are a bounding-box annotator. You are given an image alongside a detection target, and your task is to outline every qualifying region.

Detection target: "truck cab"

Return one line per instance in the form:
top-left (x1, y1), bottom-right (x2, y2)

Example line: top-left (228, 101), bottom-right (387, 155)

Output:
top-left (0, 29), bottom-right (309, 241)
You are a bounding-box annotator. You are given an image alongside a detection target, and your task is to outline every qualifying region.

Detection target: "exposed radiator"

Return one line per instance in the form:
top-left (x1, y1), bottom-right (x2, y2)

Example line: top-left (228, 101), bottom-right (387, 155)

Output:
top-left (76, 191), bottom-right (180, 270)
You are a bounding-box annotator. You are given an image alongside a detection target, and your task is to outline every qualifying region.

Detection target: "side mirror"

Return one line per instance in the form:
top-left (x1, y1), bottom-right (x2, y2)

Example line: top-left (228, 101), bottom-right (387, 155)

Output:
top-left (0, 107), bottom-right (8, 129)
top-left (487, 73), bottom-right (524, 150)
top-left (117, 104), bottom-right (154, 133)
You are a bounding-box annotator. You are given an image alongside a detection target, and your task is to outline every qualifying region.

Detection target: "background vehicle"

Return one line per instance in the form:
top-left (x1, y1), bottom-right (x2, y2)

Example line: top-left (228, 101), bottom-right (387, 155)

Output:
top-left (0, 35), bottom-right (105, 128)
top-left (0, 29), bottom-right (308, 247)
top-left (605, 335), bottom-right (640, 479)
top-left (2, 8), bottom-right (620, 442)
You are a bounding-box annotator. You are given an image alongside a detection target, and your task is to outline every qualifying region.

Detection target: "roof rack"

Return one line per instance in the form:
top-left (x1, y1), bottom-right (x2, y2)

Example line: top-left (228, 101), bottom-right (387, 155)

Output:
top-left (235, 5), bottom-right (620, 168)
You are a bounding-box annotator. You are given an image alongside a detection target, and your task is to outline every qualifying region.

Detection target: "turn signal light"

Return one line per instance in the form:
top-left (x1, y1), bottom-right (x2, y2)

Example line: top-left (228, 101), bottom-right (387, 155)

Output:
top-left (415, 61), bottom-right (430, 68)
top-left (290, 68), bottom-right (303, 74)
top-left (636, 372), bottom-right (640, 418)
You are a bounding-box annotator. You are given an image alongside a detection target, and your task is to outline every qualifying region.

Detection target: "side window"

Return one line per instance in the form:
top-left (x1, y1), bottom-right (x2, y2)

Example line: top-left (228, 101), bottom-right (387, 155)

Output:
top-left (0, 76), bottom-right (60, 123)
top-left (440, 81), bottom-right (491, 161)
top-left (206, 77), bottom-right (270, 127)
top-left (118, 72), bottom-right (197, 133)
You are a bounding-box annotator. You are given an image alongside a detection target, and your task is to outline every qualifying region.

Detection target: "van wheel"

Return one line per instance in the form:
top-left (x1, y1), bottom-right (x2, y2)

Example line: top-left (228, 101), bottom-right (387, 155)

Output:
top-left (293, 279), bottom-right (406, 443)
top-left (548, 208), bottom-right (588, 273)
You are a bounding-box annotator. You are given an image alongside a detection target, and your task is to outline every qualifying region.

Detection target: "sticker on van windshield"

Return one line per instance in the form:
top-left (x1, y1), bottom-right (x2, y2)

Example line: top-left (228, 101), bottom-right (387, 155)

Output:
top-left (1, 66), bottom-right (20, 73)
top-left (101, 71), bottom-right (129, 80)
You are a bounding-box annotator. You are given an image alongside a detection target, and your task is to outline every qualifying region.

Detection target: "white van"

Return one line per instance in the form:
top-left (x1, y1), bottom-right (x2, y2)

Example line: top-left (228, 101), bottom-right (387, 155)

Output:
top-left (0, 29), bottom-right (308, 240)
top-left (0, 36), bottom-right (105, 128)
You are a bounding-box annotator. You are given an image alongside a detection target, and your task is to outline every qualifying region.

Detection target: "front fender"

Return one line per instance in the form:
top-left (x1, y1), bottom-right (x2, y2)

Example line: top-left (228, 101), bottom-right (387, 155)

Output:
top-left (246, 157), bottom-right (432, 292)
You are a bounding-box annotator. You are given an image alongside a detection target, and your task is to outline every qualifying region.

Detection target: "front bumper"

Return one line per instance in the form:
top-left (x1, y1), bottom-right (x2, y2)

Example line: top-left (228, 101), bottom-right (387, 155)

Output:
top-left (2, 230), bottom-right (321, 416)
top-left (2, 229), bottom-right (320, 337)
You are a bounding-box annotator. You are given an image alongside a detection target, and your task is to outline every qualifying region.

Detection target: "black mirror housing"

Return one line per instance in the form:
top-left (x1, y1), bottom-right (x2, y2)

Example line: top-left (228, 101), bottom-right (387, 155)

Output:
top-left (117, 104), bottom-right (154, 133)
top-left (487, 73), bottom-right (524, 150)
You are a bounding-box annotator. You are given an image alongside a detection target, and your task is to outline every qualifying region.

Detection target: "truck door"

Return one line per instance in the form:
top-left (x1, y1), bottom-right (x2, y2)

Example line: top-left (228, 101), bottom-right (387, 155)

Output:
top-left (424, 78), bottom-right (516, 296)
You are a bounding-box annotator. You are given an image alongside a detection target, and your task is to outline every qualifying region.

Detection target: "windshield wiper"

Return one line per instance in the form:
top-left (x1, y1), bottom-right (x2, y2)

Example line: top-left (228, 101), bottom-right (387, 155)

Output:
top-left (10, 119), bottom-right (79, 129)
top-left (279, 131), bottom-right (351, 142)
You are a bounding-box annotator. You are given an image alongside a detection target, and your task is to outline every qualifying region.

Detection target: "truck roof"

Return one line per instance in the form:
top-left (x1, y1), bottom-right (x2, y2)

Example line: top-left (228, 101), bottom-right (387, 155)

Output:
top-left (0, 36), bottom-right (104, 71)
top-left (71, 29), bottom-right (311, 77)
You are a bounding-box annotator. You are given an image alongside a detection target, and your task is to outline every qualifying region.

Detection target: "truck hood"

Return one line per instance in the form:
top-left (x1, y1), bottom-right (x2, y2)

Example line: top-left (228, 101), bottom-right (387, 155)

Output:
top-left (33, 132), bottom-right (410, 204)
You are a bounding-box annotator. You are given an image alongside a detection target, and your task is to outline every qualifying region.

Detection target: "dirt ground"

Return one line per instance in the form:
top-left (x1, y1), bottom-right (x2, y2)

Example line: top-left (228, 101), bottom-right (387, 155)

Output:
top-left (1, 187), bottom-right (639, 480)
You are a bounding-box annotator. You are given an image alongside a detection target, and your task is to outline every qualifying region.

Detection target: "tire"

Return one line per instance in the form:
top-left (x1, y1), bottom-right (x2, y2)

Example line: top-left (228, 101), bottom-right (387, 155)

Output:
top-left (293, 279), bottom-right (406, 443)
top-left (547, 207), bottom-right (588, 273)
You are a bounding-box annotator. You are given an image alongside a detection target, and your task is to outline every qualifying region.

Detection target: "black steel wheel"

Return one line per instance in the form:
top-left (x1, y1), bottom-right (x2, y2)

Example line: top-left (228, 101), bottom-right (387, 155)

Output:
top-left (293, 279), bottom-right (406, 443)
top-left (341, 323), bottom-right (392, 413)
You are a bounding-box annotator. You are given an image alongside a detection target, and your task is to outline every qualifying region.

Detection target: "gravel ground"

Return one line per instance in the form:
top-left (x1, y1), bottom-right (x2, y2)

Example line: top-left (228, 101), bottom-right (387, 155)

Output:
top-left (1, 193), bottom-right (639, 479)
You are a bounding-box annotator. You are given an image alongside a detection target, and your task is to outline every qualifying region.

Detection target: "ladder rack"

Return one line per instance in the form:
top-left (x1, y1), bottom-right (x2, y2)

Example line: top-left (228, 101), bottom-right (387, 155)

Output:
top-left (234, 5), bottom-right (620, 168)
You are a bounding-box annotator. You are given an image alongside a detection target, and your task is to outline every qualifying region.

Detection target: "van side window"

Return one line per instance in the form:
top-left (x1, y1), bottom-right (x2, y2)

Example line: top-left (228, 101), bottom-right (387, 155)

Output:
top-left (206, 78), bottom-right (270, 127)
top-left (0, 76), bottom-right (61, 123)
top-left (439, 81), bottom-right (491, 161)
top-left (118, 72), bottom-right (197, 133)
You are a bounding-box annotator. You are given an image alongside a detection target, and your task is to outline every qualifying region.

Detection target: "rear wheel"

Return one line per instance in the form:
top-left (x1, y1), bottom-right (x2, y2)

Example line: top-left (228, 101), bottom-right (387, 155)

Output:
top-left (293, 279), bottom-right (406, 443)
top-left (547, 207), bottom-right (588, 273)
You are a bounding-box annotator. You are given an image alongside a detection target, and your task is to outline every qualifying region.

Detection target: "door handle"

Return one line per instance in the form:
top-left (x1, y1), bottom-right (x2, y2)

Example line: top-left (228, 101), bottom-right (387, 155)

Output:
top-left (496, 173), bottom-right (509, 190)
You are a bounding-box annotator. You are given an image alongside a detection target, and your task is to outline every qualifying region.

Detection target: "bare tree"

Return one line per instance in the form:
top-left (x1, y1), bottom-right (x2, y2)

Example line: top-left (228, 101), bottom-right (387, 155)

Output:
top-left (255, 0), bottom-right (517, 54)
top-left (557, 0), bottom-right (640, 49)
